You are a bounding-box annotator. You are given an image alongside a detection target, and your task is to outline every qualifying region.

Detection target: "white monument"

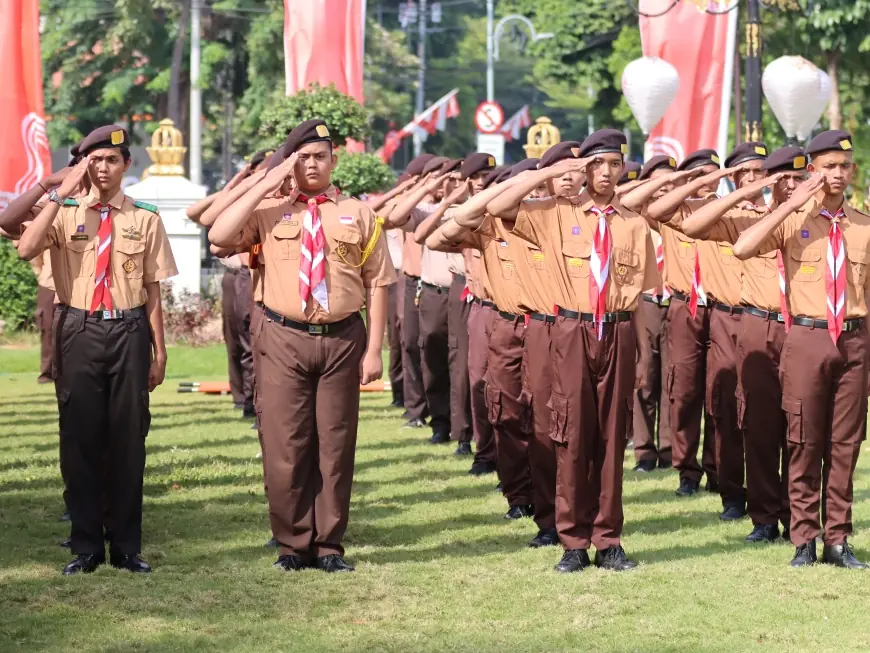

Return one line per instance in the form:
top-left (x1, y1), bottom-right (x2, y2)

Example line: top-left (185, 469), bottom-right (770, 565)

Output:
top-left (125, 119), bottom-right (206, 298)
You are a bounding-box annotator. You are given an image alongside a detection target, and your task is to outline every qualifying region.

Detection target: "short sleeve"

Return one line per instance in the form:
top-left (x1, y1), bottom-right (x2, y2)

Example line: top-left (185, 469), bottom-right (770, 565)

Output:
top-left (361, 207), bottom-right (397, 289)
top-left (755, 219), bottom-right (788, 256)
top-left (641, 230), bottom-right (661, 293)
top-left (144, 216), bottom-right (179, 283)
top-left (511, 200), bottom-right (550, 247)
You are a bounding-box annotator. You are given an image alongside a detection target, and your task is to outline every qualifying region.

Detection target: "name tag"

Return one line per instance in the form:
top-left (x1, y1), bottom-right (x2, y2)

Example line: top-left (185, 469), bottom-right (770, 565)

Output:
top-left (339, 215), bottom-right (354, 225)
top-left (567, 258), bottom-right (584, 267)
top-left (531, 253), bottom-right (545, 261)
top-left (799, 265), bottom-right (815, 274)
top-left (720, 246), bottom-right (733, 256)
top-left (70, 235), bottom-right (89, 241)
top-left (680, 242), bottom-right (693, 248)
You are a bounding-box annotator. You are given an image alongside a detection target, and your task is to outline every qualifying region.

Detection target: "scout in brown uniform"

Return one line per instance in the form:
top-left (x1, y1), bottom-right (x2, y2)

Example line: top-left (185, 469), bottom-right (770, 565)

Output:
top-left (210, 119), bottom-right (395, 573)
top-left (733, 131), bottom-right (869, 568)
top-left (17, 125), bottom-right (177, 575)
top-left (680, 146), bottom-right (809, 542)
top-left (485, 130), bottom-right (659, 572)
top-left (621, 156), bottom-right (676, 472)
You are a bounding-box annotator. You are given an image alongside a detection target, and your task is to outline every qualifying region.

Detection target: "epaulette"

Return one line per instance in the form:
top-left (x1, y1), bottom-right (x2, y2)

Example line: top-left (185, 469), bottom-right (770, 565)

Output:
top-left (133, 200), bottom-right (160, 214)
top-left (63, 198), bottom-right (79, 207)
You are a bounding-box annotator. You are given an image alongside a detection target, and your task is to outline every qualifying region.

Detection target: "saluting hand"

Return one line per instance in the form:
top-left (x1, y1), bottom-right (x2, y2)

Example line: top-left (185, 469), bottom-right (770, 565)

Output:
top-left (224, 164), bottom-right (253, 191)
top-left (359, 349), bottom-right (383, 386)
top-left (790, 173), bottom-right (826, 207)
top-left (446, 180), bottom-right (471, 205)
top-left (42, 166), bottom-right (73, 189)
top-left (261, 153), bottom-right (297, 193)
top-left (57, 157), bottom-right (90, 198)
top-left (148, 355), bottom-right (167, 392)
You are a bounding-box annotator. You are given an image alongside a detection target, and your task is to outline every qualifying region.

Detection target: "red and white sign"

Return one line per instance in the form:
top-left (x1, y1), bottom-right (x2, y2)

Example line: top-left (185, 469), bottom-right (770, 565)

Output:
top-left (474, 101), bottom-right (504, 135)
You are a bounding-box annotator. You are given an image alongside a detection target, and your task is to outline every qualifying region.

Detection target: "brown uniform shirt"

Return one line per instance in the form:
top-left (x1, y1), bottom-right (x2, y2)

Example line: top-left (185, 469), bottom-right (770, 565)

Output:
top-left (667, 198), bottom-right (742, 306)
top-left (462, 217), bottom-right (527, 314)
top-left (403, 234), bottom-right (422, 277)
top-left (39, 189), bottom-right (177, 310)
top-left (30, 249), bottom-right (56, 291)
top-left (512, 191), bottom-right (659, 313)
top-left (756, 196), bottom-right (870, 319)
top-left (239, 185), bottom-right (396, 324)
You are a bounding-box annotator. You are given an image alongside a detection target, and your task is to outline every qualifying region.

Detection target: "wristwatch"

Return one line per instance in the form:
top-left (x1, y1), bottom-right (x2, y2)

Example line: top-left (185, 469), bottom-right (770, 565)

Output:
top-left (48, 189), bottom-right (65, 206)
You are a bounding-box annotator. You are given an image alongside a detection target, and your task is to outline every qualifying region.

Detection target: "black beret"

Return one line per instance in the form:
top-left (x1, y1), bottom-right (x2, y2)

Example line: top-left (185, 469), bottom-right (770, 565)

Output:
top-left (724, 141), bottom-right (768, 168)
top-left (461, 152), bottom-right (497, 179)
top-left (422, 156), bottom-right (450, 176)
top-left (441, 158), bottom-right (463, 174)
top-left (250, 148), bottom-right (277, 169)
top-left (639, 155), bottom-right (677, 181)
top-left (283, 119), bottom-right (332, 155)
top-left (396, 171), bottom-right (411, 185)
top-left (481, 165), bottom-right (509, 189)
top-left (495, 168), bottom-right (513, 184)
top-left (538, 141), bottom-right (582, 169)
top-left (509, 158), bottom-right (540, 179)
top-left (762, 146), bottom-right (807, 173)
top-left (265, 145), bottom-right (287, 172)
top-left (677, 148), bottom-right (721, 171)
top-left (68, 140), bottom-right (84, 166)
top-left (407, 153), bottom-right (435, 176)
top-left (78, 125), bottom-right (130, 155)
top-left (619, 161), bottom-right (642, 185)
top-left (806, 130), bottom-right (853, 158)
top-left (579, 129), bottom-right (628, 158)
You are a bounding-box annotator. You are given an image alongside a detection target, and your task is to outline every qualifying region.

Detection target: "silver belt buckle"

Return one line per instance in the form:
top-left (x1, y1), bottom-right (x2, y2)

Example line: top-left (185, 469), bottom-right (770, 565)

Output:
top-left (308, 324), bottom-right (324, 335)
top-left (103, 310), bottom-right (113, 320)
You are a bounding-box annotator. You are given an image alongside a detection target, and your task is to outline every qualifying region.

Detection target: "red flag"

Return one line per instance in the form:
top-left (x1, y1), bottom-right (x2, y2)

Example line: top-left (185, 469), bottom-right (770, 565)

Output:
top-left (0, 0), bottom-right (51, 211)
top-left (640, 0), bottom-right (737, 162)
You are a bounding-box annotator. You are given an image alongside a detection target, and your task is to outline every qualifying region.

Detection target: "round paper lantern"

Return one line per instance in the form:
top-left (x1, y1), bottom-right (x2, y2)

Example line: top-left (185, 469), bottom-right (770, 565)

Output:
top-left (762, 56), bottom-right (831, 141)
top-left (621, 57), bottom-right (680, 135)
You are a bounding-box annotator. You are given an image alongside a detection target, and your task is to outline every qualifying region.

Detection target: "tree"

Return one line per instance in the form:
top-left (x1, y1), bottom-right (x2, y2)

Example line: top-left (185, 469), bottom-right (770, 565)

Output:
top-left (333, 152), bottom-right (396, 196)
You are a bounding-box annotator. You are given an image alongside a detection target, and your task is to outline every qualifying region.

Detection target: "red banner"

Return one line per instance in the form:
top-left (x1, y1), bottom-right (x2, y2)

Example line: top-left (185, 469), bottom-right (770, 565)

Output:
top-left (284, 0), bottom-right (366, 102)
top-left (640, 0), bottom-right (737, 162)
top-left (0, 0), bottom-right (51, 211)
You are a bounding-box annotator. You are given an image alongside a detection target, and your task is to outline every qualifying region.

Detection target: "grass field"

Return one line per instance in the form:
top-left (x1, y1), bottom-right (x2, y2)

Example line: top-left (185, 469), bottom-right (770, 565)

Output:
top-left (2, 343), bottom-right (870, 652)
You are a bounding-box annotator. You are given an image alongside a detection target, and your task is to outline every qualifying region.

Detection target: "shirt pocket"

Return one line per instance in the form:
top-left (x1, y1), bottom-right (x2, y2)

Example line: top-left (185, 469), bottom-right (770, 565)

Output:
top-left (64, 238), bottom-right (95, 277)
top-left (789, 247), bottom-right (822, 283)
top-left (495, 243), bottom-right (514, 280)
top-left (525, 245), bottom-right (546, 270)
top-left (675, 232), bottom-right (694, 259)
top-left (272, 222), bottom-right (302, 260)
top-left (561, 241), bottom-right (591, 278)
top-left (114, 238), bottom-right (146, 280)
top-left (718, 243), bottom-right (739, 266)
top-left (755, 250), bottom-right (777, 279)
top-left (330, 226), bottom-right (363, 267)
top-left (847, 248), bottom-right (869, 287)
top-left (612, 248), bottom-right (641, 286)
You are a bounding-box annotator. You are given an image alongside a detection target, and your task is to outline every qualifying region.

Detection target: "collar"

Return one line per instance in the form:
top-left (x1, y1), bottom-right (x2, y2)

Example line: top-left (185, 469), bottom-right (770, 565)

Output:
top-left (85, 189), bottom-right (125, 210)
top-left (574, 189), bottom-right (631, 218)
top-left (806, 192), bottom-right (848, 221)
top-left (290, 185), bottom-right (340, 204)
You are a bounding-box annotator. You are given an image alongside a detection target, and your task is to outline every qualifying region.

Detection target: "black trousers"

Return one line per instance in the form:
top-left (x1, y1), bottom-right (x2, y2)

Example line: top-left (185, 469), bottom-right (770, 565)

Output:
top-left (55, 305), bottom-right (152, 556)
top-left (418, 284), bottom-right (451, 434)
top-left (222, 269), bottom-right (254, 410)
top-left (402, 275), bottom-right (429, 421)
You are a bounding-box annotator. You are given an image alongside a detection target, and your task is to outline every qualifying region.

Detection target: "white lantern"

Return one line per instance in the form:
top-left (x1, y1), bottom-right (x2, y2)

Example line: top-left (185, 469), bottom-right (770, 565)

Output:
top-left (621, 56), bottom-right (680, 135)
top-left (762, 56), bottom-right (831, 141)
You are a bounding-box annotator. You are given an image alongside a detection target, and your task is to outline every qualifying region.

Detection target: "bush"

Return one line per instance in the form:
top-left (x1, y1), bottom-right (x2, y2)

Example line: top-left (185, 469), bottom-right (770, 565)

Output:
top-left (0, 240), bottom-right (37, 331)
top-left (160, 282), bottom-right (222, 347)
top-left (333, 151), bottom-right (396, 197)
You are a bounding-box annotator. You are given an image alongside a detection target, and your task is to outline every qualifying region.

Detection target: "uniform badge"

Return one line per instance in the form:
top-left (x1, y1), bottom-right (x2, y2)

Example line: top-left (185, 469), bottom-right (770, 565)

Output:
top-left (339, 215), bottom-right (354, 225)
top-left (336, 242), bottom-right (349, 257)
top-left (110, 130), bottom-right (125, 145)
top-left (281, 213), bottom-right (293, 222)
top-left (801, 230), bottom-right (810, 239)
top-left (498, 240), bottom-right (508, 247)
top-left (617, 265), bottom-right (628, 276)
top-left (123, 259), bottom-right (136, 274)
top-left (571, 226), bottom-right (581, 235)
top-left (122, 225), bottom-right (141, 241)
top-left (71, 224), bottom-right (88, 241)
top-left (316, 124), bottom-right (331, 138)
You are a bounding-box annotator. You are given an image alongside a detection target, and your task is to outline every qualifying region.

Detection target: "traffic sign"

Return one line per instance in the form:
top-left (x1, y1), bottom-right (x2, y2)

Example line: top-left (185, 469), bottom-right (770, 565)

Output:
top-left (474, 101), bottom-right (505, 135)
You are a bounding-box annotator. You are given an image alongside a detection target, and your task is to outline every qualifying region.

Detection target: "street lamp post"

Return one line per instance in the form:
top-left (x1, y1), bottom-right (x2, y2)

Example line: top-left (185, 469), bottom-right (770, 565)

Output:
top-left (486, 3), bottom-right (554, 103)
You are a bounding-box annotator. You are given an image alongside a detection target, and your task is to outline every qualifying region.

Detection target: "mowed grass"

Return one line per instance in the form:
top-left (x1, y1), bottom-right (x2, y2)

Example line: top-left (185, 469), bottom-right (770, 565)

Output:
top-left (2, 344), bottom-right (870, 652)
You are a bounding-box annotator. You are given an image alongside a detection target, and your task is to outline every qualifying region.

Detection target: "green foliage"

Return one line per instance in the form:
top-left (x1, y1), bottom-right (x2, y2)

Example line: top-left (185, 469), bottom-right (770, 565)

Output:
top-left (256, 83), bottom-right (371, 150)
top-left (0, 240), bottom-right (38, 331)
top-left (332, 151), bottom-right (396, 197)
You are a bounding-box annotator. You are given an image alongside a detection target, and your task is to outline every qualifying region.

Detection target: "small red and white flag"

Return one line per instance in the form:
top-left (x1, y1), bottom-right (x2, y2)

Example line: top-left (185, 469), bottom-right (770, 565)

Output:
top-left (500, 105), bottom-right (532, 143)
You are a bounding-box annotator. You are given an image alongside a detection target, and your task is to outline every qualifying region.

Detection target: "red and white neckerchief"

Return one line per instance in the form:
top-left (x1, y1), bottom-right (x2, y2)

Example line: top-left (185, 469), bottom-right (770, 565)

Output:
top-left (89, 203), bottom-right (114, 312)
top-left (820, 207), bottom-right (847, 345)
top-left (589, 205), bottom-right (616, 339)
top-left (776, 251), bottom-right (792, 331)
top-left (688, 244), bottom-right (707, 319)
top-left (298, 193), bottom-right (330, 313)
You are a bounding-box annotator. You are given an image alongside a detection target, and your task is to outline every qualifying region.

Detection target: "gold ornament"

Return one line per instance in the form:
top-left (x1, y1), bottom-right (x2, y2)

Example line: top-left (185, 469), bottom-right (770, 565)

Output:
top-left (145, 119), bottom-right (188, 177)
top-left (524, 117), bottom-right (561, 159)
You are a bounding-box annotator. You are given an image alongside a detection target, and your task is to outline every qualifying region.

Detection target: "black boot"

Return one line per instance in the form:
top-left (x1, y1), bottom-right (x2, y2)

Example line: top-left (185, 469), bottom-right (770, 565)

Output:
top-left (719, 503), bottom-right (747, 521)
top-left (62, 553), bottom-right (105, 575)
top-left (675, 478), bottom-right (700, 497)
top-left (528, 529), bottom-right (559, 548)
top-left (504, 504), bottom-right (533, 520)
top-left (454, 442), bottom-right (472, 456)
top-left (790, 540), bottom-right (817, 567)
top-left (822, 539), bottom-right (869, 570)
top-left (554, 549), bottom-right (591, 573)
top-left (633, 459), bottom-right (657, 473)
top-left (594, 545), bottom-right (638, 571)
top-left (744, 524), bottom-right (779, 543)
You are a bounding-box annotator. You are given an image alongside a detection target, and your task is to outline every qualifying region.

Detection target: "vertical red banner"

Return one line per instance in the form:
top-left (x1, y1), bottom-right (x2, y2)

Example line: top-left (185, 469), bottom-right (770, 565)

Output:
top-left (640, 0), bottom-right (737, 162)
top-left (284, 0), bottom-right (366, 102)
top-left (0, 0), bottom-right (51, 210)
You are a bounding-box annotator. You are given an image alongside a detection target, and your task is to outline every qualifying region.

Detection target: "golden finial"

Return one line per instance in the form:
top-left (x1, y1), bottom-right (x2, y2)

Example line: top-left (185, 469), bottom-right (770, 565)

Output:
top-left (523, 117), bottom-right (561, 159)
top-left (145, 119), bottom-right (187, 177)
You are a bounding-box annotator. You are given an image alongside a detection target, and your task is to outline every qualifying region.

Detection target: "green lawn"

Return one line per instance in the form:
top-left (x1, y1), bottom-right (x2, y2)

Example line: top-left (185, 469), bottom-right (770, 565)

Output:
top-left (2, 344), bottom-right (870, 652)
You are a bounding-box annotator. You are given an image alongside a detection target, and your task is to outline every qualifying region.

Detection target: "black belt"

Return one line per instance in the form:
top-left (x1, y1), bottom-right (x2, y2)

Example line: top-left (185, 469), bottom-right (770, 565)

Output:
top-left (263, 306), bottom-right (358, 334)
top-left (421, 281), bottom-right (449, 294)
top-left (712, 302), bottom-right (744, 315)
top-left (642, 294), bottom-right (670, 307)
top-left (556, 308), bottom-right (632, 323)
top-left (59, 305), bottom-right (144, 321)
top-left (529, 312), bottom-right (555, 323)
top-left (743, 306), bottom-right (783, 322)
top-left (670, 291), bottom-right (706, 307)
top-left (453, 273), bottom-right (466, 282)
top-left (481, 299), bottom-right (495, 309)
top-left (497, 310), bottom-right (521, 321)
top-left (404, 273), bottom-right (420, 281)
top-left (792, 316), bottom-right (865, 332)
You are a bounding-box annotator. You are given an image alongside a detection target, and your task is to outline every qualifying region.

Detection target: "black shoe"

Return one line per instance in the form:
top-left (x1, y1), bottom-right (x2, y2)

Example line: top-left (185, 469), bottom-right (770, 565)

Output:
top-left (658, 460), bottom-right (673, 470)
top-left (59, 511), bottom-right (71, 522)
top-left (495, 482), bottom-right (503, 493)
top-left (675, 479), bottom-right (700, 497)
top-left (263, 537), bottom-right (279, 548)
top-left (529, 529), bottom-right (560, 548)
top-left (468, 461), bottom-right (497, 475)
top-left (790, 540), bottom-right (817, 567)
top-left (429, 430), bottom-right (451, 444)
top-left (504, 504), bottom-right (534, 520)
top-left (242, 406), bottom-right (256, 419)
top-left (745, 524), bottom-right (779, 543)
top-left (315, 554), bottom-right (355, 573)
top-left (233, 402), bottom-right (244, 410)
top-left (389, 397), bottom-right (405, 409)
top-left (633, 459), bottom-right (657, 473)
top-left (59, 537), bottom-right (72, 549)
top-left (595, 545), bottom-right (638, 571)
top-left (454, 442), bottom-right (472, 456)
top-left (62, 553), bottom-right (105, 575)
top-left (554, 549), bottom-right (591, 573)
top-left (720, 504), bottom-right (747, 521)
top-left (822, 539), bottom-right (869, 570)
top-left (110, 553), bottom-right (152, 573)
top-left (273, 555), bottom-right (307, 571)
top-left (403, 418), bottom-right (427, 429)
top-left (705, 479), bottom-right (719, 493)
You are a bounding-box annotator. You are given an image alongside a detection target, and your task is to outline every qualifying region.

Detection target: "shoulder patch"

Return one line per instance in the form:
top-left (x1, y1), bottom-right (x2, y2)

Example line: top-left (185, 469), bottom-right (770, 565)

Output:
top-left (133, 200), bottom-right (160, 215)
top-left (63, 198), bottom-right (79, 206)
